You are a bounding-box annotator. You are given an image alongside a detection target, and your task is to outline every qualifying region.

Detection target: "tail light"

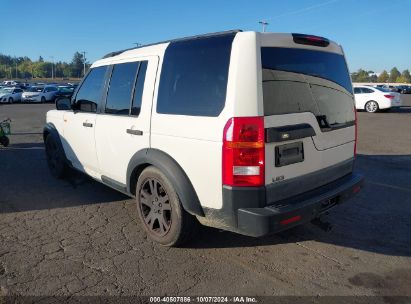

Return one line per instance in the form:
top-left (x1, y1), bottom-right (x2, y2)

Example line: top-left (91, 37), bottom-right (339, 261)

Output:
top-left (384, 94), bottom-right (395, 99)
top-left (354, 105), bottom-right (357, 157)
top-left (222, 117), bottom-right (265, 187)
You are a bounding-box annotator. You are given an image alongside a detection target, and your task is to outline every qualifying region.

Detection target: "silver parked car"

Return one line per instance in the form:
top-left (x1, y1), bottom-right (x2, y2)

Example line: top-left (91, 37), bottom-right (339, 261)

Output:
top-left (0, 87), bottom-right (24, 103)
top-left (21, 85), bottom-right (58, 103)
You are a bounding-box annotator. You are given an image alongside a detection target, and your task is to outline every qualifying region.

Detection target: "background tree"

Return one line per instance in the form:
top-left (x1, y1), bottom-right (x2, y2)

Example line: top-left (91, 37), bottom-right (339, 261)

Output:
top-left (70, 52), bottom-right (86, 78)
top-left (389, 67), bottom-right (400, 83)
top-left (351, 69), bottom-right (370, 82)
top-left (377, 70), bottom-right (389, 83)
top-left (397, 69), bottom-right (411, 83)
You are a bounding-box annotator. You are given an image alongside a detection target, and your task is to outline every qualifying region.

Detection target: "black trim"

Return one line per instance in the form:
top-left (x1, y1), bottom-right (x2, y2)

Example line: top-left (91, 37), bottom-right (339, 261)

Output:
top-left (126, 149), bottom-right (205, 217)
top-left (266, 123), bottom-right (316, 143)
top-left (201, 159), bottom-right (360, 236)
top-left (126, 129), bottom-right (143, 136)
top-left (43, 123), bottom-right (72, 168)
top-left (82, 122), bottom-right (93, 128)
top-left (266, 158), bottom-right (354, 205)
top-left (101, 175), bottom-right (128, 195)
top-left (203, 186), bottom-right (266, 229)
top-left (236, 173), bottom-right (364, 237)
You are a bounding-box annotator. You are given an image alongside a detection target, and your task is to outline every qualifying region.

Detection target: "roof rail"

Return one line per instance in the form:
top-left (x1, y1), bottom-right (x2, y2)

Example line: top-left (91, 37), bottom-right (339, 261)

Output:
top-left (102, 29), bottom-right (242, 59)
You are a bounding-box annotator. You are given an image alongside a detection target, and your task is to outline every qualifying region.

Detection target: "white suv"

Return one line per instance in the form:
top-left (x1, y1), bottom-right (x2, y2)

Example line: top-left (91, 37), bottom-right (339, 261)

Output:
top-left (44, 31), bottom-right (364, 246)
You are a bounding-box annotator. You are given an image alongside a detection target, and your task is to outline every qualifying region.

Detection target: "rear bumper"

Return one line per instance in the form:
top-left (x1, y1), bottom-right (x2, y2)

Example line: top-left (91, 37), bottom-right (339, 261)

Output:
top-left (205, 170), bottom-right (364, 237)
top-left (236, 173), bottom-right (364, 237)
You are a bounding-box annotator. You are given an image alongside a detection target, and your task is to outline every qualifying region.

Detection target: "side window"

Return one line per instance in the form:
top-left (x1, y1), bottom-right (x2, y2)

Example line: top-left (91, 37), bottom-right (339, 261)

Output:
top-left (105, 62), bottom-right (139, 115)
top-left (74, 66), bottom-right (108, 113)
top-left (363, 88), bottom-right (374, 93)
top-left (131, 61), bottom-right (148, 116)
top-left (157, 34), bottom-right (235, 116)
top-left (353, 88), bottom-right (361, 94)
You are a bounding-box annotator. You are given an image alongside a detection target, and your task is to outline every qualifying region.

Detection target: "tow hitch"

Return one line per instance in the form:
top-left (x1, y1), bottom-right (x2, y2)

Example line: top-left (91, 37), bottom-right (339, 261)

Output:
top-left (311, 216), bottom-right (333, 232)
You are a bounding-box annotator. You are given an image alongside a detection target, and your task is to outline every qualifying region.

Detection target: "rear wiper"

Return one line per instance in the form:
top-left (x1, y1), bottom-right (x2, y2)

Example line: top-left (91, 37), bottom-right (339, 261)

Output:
top-left (316, 115), bottom-right (330, 129)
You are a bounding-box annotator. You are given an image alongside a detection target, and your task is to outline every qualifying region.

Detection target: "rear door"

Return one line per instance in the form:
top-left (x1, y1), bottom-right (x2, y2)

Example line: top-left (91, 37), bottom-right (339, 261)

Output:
top-left (261, 39), bottom-right (355, 200)
top-left (94, 57), bottom-right (157, 185)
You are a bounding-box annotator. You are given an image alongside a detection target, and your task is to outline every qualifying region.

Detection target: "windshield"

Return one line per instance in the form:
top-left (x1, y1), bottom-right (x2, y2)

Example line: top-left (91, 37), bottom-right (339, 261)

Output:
top-left (28, 87), bottom-right (44, 92)
top-left (261, 47), bottom-right (355, 129)
top-left (58, 87), bottom-right (74, 93)
top-left (0, 88), bottom-right (13, 93)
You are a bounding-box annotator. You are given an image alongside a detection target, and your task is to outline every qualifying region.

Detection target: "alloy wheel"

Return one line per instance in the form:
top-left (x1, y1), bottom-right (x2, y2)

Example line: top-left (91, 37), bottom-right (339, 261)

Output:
top-left (139, 178), bottom-right (172, 236)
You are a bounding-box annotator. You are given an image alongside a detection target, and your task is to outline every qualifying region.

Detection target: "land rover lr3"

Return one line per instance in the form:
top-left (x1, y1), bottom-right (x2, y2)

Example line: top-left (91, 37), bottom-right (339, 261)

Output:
top-left (44, 31), bottom-right (364, 246)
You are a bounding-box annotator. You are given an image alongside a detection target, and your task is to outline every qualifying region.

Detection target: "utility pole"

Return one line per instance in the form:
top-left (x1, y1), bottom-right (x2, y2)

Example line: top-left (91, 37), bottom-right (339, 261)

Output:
top-left (50, 56), bottom-right (54, 79)
top-left (259, 20), bottom-right (269, 32)
top-left (15, 60), bottom-right (18, 79)
top-left (82, 51), bottom-right (87, 76)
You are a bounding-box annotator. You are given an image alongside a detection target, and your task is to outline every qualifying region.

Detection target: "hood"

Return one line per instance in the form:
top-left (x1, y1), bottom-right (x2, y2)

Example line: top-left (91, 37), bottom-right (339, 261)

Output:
top-left (23, 92), bottom-right (41, 96)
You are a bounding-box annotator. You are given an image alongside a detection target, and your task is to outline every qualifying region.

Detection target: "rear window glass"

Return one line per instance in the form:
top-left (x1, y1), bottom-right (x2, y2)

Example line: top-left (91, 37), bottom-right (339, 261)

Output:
top-left (261, 47), bottom-right (352, 93)
top-left (261, 47), bottom-right (354, 129)
top-left (156, 34), bottom-right (235, 116)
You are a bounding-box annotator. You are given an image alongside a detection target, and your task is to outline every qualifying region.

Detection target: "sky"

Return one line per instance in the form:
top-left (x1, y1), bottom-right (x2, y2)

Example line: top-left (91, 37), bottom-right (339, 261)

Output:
top-left (1, 0), bottom-right (410, 73)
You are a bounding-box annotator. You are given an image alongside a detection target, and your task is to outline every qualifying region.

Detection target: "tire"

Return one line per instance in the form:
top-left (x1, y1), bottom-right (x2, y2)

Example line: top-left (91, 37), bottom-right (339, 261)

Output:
top-left (8, 97), bottom-right (13, 104)
top-left (45, 135), bottom-right (67, 178)
top-left (0, 136), bottom-right (9, 147)
top-left (365, 100), bottom-right (379, 113)
top-left (136, 166), bottom-right (199, 247)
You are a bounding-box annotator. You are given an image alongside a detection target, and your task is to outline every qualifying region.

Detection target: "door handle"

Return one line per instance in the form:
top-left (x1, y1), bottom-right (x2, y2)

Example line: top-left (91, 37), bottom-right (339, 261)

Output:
top-left (126, 129), bottom-right (143, 136)
top-left (83, 122), bottom-right (93, 128)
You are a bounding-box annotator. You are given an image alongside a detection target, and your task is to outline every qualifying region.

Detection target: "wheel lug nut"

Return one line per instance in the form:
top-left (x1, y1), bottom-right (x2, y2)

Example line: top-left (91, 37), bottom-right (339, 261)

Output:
top-left (155, 197), bottom-right (158, 202)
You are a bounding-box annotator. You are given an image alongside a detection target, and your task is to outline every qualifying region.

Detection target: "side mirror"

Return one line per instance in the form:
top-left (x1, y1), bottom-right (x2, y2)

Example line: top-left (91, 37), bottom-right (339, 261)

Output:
top-left (55, 97), bottom-right (72, 111)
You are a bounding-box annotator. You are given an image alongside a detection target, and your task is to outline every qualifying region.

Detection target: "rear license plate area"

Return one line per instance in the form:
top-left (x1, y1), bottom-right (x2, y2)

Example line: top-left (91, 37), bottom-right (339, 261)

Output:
top-left (275, 141), bottom-right (304, 167)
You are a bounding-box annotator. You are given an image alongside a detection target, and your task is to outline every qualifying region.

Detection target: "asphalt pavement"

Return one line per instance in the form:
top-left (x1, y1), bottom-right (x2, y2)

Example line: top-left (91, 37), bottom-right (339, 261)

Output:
top-left (0, 96), bottom-right (410, 298)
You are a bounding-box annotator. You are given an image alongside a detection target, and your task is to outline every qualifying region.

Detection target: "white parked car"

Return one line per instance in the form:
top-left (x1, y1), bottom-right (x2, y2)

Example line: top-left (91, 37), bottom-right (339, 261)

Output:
top-left (2, 80), bottom-right (19, 86)
top-left (44, 31), bottom-right (364, 246)
top-left (353, 86), bottom-right (402, 113)
top-left (21, 85), bottom-right (58, 103)
top-left (0, 87), bottom-right (23, 103)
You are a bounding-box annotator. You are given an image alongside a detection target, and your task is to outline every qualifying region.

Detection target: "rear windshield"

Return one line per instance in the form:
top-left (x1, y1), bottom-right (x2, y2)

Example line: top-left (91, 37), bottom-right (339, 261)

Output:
top-left (261, 47), bottom-right (354, 129)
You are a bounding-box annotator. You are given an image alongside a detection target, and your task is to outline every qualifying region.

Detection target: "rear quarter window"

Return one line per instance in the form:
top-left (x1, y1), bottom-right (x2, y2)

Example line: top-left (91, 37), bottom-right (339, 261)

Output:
top-left (156, 34), bottom-right (235, 117)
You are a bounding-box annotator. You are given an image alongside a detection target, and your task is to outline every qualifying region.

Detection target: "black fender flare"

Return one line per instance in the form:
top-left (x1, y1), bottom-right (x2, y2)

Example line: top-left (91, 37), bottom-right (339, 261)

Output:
top-left (43, 123), bottom-right (69, 164)
top-left (127, 149), bottom-right (205, 217)
top-left (43, 123), bottom-right (62, 146)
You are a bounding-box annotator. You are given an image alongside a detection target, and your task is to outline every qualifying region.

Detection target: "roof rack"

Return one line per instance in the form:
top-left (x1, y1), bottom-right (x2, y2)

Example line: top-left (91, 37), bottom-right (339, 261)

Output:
top-left (102, 29), bottom-right (242, 59)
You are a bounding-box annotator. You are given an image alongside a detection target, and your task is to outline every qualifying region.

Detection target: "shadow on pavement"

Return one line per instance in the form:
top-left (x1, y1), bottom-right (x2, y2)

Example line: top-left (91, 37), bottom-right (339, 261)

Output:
top-left (188, 154), bottom-right (411, 257)
top-left (1, 142), bottom-right (410, 257)
top-left (0, 142), bottom-right (128, 213)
